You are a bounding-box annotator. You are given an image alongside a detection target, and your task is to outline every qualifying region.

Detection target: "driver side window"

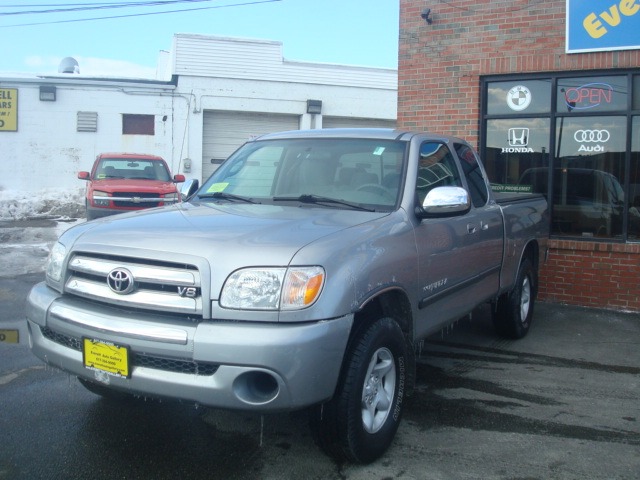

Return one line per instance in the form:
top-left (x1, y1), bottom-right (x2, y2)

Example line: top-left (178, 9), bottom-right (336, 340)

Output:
top-left (415, 142), bottom-right (462, 205)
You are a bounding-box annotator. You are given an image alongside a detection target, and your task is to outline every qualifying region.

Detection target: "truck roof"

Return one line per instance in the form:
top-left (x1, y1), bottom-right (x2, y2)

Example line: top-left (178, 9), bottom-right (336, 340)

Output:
top-left (96, 152), bottom-right (166, 161)
top-left (252, 128), bottom-right (460, 144)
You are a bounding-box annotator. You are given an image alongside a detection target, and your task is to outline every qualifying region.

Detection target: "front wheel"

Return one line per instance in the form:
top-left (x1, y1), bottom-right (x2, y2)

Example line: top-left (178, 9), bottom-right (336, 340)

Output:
top-left (493, 257), bottom-right (537, 339)
top-left (309, 317), bottom-right (408, 464)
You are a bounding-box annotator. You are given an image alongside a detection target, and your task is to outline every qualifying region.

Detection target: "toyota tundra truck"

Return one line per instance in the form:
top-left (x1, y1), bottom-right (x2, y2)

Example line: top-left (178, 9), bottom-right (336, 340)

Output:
top-left (27, 129), bottom-right (548, 463)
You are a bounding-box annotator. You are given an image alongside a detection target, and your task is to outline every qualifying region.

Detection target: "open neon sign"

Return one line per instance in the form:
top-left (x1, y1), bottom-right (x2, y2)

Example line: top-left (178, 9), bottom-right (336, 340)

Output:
top-left (563, 83), bottom-right (614, 110)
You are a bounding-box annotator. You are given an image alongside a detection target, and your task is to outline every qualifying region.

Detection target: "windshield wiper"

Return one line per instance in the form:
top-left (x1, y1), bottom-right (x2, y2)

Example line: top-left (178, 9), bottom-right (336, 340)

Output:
top-left (272, 194), bottom-right (375, 212)
top-left (198, 192), bottom-right (260, 204)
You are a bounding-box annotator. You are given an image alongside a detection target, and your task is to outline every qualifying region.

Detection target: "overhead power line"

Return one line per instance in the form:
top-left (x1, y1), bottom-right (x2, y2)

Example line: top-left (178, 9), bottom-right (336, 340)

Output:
top-left (0, 0), bottom-right (281, 27)
top-left (1, 1), bottom-right (213, 16)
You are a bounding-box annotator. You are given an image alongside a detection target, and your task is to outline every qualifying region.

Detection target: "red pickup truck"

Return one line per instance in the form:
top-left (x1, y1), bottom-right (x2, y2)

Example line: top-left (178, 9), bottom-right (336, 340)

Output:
top-left (78, 153), bottom-right (185, 220)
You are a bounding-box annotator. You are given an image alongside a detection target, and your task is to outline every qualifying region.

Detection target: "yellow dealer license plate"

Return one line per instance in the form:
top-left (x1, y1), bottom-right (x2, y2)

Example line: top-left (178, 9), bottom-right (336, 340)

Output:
top-left (0, 329), bottom-right (19, 344)
top-left (83, 338), bottom-right (130, 378)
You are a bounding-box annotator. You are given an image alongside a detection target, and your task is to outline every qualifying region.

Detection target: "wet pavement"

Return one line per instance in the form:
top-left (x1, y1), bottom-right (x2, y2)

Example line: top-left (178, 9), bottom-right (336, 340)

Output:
top-left (1, 219), bottom-right (639, 479)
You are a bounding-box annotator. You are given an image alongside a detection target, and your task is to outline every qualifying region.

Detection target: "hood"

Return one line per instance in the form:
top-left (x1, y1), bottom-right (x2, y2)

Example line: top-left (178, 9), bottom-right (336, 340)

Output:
top-left (90, 178), bottom-right (177, 193)
top-left (61, 202), bottom-right (388, 271)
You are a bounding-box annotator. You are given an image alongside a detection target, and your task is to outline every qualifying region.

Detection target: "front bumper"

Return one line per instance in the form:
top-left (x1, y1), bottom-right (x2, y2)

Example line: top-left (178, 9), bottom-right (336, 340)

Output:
top-left (85, 206), bottom-right (126, 220)
top-left (27, 282), bottom-right (353, 411)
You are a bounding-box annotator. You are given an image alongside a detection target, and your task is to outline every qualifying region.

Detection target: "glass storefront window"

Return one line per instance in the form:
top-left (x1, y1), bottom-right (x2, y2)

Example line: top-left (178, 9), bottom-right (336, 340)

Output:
top-left (557, 76), bottom-right (628, 113)
top-left (483, 71), bottom-right (639, 242)
top-left (552, 116), bottom-right (627, 238)
top-left (484, 118), bottom-right (550, 192)
top-left (630, 117), bottom-right (640, 241)
top-left (486, 80), bottom-right (552, 116)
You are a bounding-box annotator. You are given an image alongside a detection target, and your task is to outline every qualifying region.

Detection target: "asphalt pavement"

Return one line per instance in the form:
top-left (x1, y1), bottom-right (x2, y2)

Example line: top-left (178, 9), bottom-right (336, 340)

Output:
top-left (0, 218), bottom-right (639, 479)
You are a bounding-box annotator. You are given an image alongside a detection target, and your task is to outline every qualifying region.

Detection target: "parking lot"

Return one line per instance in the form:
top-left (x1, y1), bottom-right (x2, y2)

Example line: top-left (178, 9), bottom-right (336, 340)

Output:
top-left (1, 218), bottom-right (639, 479)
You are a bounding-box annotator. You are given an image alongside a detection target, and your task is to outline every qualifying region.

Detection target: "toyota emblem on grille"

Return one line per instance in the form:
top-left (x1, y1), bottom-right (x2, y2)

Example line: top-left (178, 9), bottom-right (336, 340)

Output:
top-left (107, 268), bottom-right (136, 295)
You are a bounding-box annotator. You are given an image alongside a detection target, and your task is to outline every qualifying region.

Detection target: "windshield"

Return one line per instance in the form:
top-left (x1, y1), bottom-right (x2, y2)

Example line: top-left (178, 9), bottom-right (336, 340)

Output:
top-left (196, 138), bottom-right (407, 211)
top-left (95, 158), bottom-right (171, 181)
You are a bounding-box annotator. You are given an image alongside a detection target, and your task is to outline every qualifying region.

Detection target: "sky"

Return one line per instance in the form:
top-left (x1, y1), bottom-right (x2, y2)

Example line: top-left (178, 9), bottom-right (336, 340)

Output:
top-left (0, 0), bottom-right (400, 78)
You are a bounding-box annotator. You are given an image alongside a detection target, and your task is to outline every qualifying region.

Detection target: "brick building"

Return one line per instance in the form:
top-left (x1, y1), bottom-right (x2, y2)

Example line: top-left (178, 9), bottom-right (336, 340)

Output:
top-left (398, 0), bottom-right (640, 312)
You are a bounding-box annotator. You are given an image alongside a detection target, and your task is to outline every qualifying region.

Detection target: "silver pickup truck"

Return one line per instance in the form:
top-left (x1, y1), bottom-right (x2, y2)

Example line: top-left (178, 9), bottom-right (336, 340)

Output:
top-left (27, 129), bottom-right (548, 463)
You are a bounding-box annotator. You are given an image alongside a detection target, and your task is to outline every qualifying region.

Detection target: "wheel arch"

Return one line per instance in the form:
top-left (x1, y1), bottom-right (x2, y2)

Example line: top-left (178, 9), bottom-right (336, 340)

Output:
top-left (348, 287), bottom-right (416, 396)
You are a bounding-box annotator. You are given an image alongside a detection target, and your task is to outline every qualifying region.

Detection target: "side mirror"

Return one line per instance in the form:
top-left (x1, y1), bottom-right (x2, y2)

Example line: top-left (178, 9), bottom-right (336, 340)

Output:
top-left (173, 174), bottom-right (186, 183)
top-left (180, 179), bottom-right (199, 201)
top-left (417, 186), bottom-right (471, 218)
top-left (78, 171), bottom-right (90, 180)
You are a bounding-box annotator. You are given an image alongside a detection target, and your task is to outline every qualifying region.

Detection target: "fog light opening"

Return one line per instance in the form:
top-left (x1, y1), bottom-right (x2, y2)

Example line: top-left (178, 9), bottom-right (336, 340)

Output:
top-left (233, 371), bottom-right (280, 405)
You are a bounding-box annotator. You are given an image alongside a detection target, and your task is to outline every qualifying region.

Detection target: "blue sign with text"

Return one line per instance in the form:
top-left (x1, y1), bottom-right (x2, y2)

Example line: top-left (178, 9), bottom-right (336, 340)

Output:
top-left (566, 0), bottom-right (640, 53)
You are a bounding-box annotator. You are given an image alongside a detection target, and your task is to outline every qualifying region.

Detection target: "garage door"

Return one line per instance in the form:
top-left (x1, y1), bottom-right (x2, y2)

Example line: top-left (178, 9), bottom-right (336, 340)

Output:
top-left (322, 117), bottom-right (396, 129)
top-left (202, 111), bottom-right (300, 180)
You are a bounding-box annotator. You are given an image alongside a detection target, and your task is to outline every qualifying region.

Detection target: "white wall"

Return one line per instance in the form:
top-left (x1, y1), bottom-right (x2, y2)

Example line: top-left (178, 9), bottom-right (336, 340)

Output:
top-left (0, 78), bottom-right (175, 193)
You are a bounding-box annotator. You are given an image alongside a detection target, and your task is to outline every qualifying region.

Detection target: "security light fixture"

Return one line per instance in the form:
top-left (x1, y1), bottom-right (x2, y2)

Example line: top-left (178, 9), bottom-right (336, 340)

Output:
top-left (421, 8), bottom-right (433, 24)
top-left (306, 99), bottom-right (322, 115)
top-left (39, 86), bottom-right (56, 101)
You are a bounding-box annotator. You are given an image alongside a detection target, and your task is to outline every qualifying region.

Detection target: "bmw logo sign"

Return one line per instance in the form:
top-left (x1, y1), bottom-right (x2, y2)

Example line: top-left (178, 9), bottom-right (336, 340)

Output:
top-left (506, 85), bottom-right (532, 112)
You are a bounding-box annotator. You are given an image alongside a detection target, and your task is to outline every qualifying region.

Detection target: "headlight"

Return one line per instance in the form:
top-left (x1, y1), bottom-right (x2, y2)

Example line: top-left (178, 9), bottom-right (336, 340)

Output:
top-left (92, 190), bottom-right (110, 207)
top-left (221, 268), bottom-right (285, 310)
top-left (220, 266), bottom-right (325, 311)
top-left (46, 242), bottom-right (66, 282)
top-left (281, 266), bottom-right (324, 310)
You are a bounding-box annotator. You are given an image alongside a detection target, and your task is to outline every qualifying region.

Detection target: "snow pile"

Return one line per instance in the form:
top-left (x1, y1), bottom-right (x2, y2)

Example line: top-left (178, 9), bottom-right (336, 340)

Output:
top-left (0, 188), bottom-right (85, 220)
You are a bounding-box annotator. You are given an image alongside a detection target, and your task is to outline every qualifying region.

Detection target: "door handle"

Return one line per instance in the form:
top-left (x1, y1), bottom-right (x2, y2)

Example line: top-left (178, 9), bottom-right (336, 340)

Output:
top-left (467, 224), bottom-right (477, 234)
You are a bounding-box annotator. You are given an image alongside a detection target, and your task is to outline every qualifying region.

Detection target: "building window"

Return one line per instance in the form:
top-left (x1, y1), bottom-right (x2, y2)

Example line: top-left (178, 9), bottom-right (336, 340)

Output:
top-left (486, 80), bottom-right (551, 116)
top-left (122, 114), bottom-right (154, 135)
top-left (553, 116), bottom-right (627, 238)
top-left (632, 76), bottom-right (640, 110)
top-left (557, 76), bottom-right (627, 112)
top-left (484, 118), bottom-right (551, 193)
top-left (630, 117), bottom-right (640, 240)
top-left (482, 71), bottom-right (639, 242)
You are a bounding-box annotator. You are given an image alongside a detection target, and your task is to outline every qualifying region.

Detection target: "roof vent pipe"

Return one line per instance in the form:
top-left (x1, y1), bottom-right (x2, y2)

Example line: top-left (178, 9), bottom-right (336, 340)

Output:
top-left (58, 57), bottom-right (80, 74)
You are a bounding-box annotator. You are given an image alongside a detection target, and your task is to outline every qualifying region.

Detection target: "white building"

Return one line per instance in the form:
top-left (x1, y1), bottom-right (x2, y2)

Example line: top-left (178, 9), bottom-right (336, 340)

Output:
top-left (0, 34), bottom-right (397, 206)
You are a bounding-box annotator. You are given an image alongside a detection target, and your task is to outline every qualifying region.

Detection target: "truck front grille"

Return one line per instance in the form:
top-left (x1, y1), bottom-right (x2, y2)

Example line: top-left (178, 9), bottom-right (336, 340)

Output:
top-left (112, 192), bottom-right (163, 208)
top-left (42, 325), bottom-right (82, 350)
top-left (64, 253), bottom-right (203, 316)
top-left (41, 326), bottom-right (218, 376)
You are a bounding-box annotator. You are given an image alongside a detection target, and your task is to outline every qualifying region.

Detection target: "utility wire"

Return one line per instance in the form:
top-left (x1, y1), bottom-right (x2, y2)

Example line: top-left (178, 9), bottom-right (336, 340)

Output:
top-left (0, 0), bottom-right (281, 27)
top-left (1, 1), bottom-right (213, 16)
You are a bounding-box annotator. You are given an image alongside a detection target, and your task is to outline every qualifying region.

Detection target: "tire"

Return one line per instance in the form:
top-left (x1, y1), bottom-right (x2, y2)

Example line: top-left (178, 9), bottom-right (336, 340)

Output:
top-left (78, 377), bottom-right (136, 402)
top-left (309, 317), bottom-right (408, 464)
top-left (493, 257), bottom-right (537, 339)
top-left (85, 201), bottom-right (95, 221)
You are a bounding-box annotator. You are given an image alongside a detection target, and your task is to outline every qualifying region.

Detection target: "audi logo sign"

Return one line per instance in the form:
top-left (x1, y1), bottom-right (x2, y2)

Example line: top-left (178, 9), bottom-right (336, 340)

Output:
top-left (107, 268), bottom-right (136, 295)
top-left (573, 129), bottom-right (610, 143)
